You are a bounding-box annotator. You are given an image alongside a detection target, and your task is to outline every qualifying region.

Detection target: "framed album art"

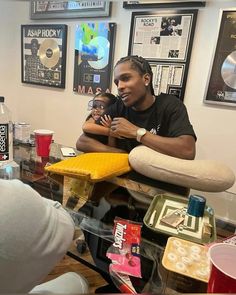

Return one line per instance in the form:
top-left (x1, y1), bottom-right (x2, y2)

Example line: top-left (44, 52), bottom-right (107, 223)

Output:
top-left (204, 10), bottom-right (236, 107)
top-left (128, 10), bottom-right (198, 100)
top-left (73, 22), bottom-right (116, 95)
top-left (21, 24), bottom-right (67, 88)
top-left (30, 1), bottom-right (111, 19)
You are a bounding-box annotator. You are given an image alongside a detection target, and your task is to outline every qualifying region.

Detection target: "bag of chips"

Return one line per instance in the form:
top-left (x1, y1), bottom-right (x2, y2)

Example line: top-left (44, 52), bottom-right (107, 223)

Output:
top-left (106, 217), bottom-right (142, 278)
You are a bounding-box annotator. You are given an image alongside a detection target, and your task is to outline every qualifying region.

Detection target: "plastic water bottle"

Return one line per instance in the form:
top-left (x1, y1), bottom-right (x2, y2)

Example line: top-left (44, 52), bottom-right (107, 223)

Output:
top-left (0, 96), bottom-right (13, 165)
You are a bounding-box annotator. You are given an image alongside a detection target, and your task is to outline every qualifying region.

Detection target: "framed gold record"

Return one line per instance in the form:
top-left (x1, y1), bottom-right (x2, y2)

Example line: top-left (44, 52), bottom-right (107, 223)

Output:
top-left (204, 10), bottom-right (236, 106)
top-left (21, 24), bottom-right (67, 88)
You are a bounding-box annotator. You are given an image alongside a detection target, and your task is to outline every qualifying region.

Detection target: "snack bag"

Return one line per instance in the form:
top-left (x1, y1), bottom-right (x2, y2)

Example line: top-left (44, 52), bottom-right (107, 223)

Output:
top-left (106, 217), bottom-right (142, 278)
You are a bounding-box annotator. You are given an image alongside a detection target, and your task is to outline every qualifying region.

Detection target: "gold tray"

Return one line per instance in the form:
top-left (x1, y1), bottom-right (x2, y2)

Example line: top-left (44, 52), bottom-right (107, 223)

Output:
top-left (143, 194), bottom-right (216, 244)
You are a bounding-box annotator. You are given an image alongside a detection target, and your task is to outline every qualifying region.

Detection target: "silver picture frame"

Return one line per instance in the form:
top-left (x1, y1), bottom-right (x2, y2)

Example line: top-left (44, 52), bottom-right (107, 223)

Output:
top-left (30, 1), bottom-right (111, 19)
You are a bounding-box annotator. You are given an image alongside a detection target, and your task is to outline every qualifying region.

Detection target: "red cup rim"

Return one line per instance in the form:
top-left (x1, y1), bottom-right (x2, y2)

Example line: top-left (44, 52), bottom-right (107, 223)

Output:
top-left (208, 243), bottom-right (236, 280)
top-left (34, 129), bottom-right (54, 135)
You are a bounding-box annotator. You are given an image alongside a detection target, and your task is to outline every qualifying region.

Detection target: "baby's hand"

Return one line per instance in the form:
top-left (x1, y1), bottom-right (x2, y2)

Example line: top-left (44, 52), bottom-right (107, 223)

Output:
top-left (101, 115), bottom-right (112, 127)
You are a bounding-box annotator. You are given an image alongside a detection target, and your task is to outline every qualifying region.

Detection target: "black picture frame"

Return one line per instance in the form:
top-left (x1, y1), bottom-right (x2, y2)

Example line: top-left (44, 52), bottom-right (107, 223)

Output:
top-left (30, 1), bottom-right (111, 19)
top-left (204, 10), bottom-right (236, 107)
top-left (21, 24), bottom-right (67, 88)
top-left (128, 10), bottom-right (198, 101)
top-left (123, 1), bottom-right (205, 9)
top-left (73, 22), bottom-right (116, 95)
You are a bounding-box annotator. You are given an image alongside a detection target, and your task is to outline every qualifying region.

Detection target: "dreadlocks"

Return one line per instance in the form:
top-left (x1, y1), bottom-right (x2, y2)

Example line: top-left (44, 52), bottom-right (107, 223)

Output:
top-left (115, 55), bottom-right (155, 95)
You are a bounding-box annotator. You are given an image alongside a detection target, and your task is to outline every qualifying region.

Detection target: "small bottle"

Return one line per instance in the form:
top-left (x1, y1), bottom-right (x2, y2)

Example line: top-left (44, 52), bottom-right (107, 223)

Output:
top-left (0, 96), bottom-right (13, 165)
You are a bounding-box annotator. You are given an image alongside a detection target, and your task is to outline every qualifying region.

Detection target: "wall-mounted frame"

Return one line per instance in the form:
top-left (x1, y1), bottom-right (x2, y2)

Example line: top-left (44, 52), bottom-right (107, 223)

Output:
top-left (21, 24), bottom-right (67, 88)
top-left (150, 62), bottom-right (185, 99)
top-left (30, 1), bottom-right (111, 19)
top-left (123, 1), bottom-right (205, 9)
top-left (73, 22), bottom-right (116, 95)
top-left (204, 10), bottom-right (236, 107)
top-left (128, 10), bottom-right (198, 100)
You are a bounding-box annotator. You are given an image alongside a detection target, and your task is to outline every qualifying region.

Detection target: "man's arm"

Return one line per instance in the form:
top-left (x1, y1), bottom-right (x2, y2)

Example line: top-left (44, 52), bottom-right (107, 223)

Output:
top-left (76, 133), bottom-right (125, 153)
top-left (110, 117), bottom-right (195, 160)
top-left (140, 133), bottom-right (195, 160)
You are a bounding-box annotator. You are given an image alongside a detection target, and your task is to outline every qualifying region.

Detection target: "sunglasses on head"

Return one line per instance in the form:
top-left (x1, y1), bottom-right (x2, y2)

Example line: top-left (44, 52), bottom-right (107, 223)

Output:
top-left (87, 99), bottom-right (107, 111)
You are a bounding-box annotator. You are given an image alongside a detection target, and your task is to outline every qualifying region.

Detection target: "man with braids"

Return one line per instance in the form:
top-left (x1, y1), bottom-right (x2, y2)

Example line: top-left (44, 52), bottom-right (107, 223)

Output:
top-left (77, 55), bottom-right (196, 160)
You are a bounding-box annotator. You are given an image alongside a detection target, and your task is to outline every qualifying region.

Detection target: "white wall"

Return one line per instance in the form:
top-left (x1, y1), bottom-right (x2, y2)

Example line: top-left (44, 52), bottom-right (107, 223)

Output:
top-left (0, 0), bottom-right (236, 222)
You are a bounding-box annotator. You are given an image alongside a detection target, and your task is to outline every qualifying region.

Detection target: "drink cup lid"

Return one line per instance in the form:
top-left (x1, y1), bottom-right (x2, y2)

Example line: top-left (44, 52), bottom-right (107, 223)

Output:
top-left (34, 129), bottom-right (54, 135)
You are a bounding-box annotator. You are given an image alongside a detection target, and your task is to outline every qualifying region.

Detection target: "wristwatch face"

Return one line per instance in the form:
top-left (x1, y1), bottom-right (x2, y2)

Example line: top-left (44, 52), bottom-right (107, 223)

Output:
top-left (137, 128), bottom-right (146, 142)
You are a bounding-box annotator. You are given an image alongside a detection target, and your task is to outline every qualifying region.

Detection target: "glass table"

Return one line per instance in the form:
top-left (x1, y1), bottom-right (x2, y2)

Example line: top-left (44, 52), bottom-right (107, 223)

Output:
top-left (13, 142), bottom-right (236, 294)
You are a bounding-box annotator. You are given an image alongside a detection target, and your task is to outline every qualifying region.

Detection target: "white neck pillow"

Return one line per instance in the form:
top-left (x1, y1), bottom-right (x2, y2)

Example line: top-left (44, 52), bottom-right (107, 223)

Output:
top-left (129, 145), bottom-right (235, 192)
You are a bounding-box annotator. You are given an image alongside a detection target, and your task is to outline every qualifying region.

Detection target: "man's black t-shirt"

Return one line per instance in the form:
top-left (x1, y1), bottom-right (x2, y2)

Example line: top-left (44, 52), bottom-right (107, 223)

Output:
top-left (95, 93), bottom-right (196, 152)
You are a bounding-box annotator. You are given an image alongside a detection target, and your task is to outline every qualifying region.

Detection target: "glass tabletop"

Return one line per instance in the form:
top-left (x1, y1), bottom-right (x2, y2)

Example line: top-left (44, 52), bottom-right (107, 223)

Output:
top-left (13, 142), bottom-right (236, 294)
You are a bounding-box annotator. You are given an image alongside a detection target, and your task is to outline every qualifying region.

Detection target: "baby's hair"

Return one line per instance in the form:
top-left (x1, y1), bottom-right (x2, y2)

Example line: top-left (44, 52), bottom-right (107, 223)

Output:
top-left (115, 55), bottom-right (155, 95)
top-left (93, 92), bottom-right (117, 106)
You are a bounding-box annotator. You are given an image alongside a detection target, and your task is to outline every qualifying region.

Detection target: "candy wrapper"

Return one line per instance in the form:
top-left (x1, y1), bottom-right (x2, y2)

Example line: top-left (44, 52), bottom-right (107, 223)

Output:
top-left (106, 217), bottom-right (142, 278)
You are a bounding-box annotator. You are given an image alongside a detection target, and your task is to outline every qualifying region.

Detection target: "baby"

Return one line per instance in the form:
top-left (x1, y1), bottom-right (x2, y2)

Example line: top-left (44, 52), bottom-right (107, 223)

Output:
top-left (83, 92), bottom-right (117, 144)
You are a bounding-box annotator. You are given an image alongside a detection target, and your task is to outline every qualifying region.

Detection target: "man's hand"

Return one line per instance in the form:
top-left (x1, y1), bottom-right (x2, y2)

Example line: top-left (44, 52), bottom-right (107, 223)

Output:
top-left (110, 117), bottom-right (138, 139)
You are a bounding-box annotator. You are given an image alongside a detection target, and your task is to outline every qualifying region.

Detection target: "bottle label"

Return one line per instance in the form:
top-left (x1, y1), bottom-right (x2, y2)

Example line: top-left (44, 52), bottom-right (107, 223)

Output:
top-left (0, 124), bottom-right (9, 161)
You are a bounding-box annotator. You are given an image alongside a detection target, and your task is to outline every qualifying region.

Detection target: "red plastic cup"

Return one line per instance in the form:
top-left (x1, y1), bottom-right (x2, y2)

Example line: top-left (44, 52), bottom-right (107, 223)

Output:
top-left (207, 243), bottom-right (236, 293)
top-left (34, 129), bottom-right (54, 157)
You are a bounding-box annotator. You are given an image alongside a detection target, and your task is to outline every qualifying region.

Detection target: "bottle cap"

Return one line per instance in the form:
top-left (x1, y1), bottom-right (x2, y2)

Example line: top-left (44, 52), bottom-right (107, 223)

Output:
top-left (187, 195), bottom-right (206, 217)
top-left (0, 96), bottom-right (5, 102)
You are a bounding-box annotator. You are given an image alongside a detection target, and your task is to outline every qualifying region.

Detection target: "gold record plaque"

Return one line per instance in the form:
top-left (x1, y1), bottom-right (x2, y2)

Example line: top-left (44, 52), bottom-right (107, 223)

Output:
top-left (205, 10), bottom-right (236, 106)
top-left (21, 24), bottom-right (67, 88)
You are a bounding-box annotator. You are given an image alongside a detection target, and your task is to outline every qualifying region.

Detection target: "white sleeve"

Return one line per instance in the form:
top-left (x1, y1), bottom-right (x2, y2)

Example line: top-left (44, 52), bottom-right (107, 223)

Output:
top-left (0, 179), bottom-right (75, 293)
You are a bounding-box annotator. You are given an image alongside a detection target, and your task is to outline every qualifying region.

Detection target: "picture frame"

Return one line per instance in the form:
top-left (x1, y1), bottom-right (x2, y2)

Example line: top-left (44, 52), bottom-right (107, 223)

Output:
top-left (204, 10), bottom-right (236, 107)
top-left (73, 22), bottom-right (116, 95)
top-left (150, 61), bottom-right (186, 100)
top-left (21, 24), bottom-right (67, 88)
top-left (123, 1), bottom-right (205, 9)
top-left (30, 1), bottom-right (111, 19)
top-left (128, 10), bottom-right (198, 101)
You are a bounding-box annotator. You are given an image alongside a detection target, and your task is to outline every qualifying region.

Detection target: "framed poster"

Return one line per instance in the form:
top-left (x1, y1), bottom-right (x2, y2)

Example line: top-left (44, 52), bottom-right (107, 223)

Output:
top-left (204, 10), bottom-right (236, 107)
top-left (128, 10), bottom-right (198, 101)
top-left (129, 10), bottom-right (197, 62)
top-left (21, 24), bottom-right (67, 88)
top-left (30, 1), bottom-right (111, 19)
top-left (73, 22), bottom-right (116, 95)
